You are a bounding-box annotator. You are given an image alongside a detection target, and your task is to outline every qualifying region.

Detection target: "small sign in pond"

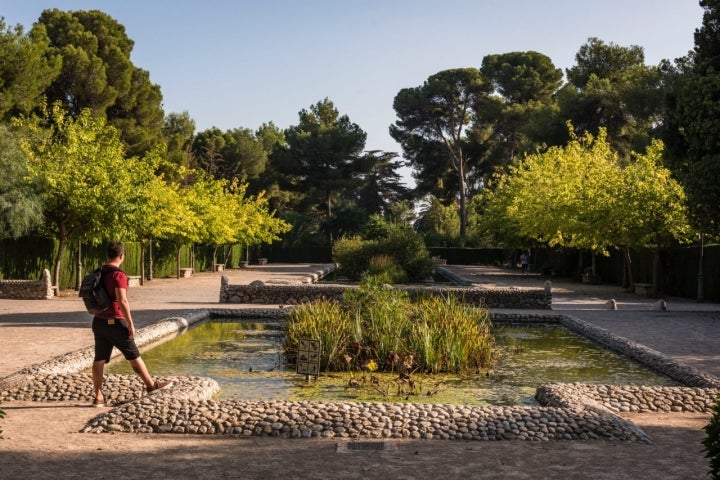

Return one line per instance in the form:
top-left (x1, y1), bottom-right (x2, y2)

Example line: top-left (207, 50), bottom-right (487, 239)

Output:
top-left (296, 338), bottom-right (321, 376)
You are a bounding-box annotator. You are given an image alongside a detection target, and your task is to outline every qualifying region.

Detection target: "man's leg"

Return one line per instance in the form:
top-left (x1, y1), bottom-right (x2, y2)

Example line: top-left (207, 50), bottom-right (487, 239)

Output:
top-left (129, 356), bottom-right (154, 387)
top-left (92, 360), bottom-right (106, 401)
top-left (129, 356), bottom-right (173, 393)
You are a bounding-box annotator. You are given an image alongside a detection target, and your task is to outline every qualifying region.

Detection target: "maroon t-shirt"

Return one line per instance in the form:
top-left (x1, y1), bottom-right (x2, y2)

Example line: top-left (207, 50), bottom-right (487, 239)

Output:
top-left (96, 265), bottom-right (127, 319)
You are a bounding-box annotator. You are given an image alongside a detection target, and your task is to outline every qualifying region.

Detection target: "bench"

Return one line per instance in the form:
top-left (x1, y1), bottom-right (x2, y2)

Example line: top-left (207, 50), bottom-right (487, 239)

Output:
top-left (180, 268), bottom-right (194, 278)
top-left (633, 283), bottom-right (653, 297)
top-left (127, 275), bottom-right (142, 287)
top-left (215, 264), bottom-right (225, 272)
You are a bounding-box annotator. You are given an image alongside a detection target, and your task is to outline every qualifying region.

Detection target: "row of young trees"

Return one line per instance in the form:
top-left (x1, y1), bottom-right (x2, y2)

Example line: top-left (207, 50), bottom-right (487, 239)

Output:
top-left (480, 127), bottom-right (689, 293)
top-left (1, 104), bottom-right (289, 287)
top-left (0, 4), bottom-right (719, 287)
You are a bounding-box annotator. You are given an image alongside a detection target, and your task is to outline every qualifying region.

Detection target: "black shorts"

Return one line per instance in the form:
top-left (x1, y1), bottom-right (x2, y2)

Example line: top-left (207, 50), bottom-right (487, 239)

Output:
top-left (92, 317), bottom-right (141, 362)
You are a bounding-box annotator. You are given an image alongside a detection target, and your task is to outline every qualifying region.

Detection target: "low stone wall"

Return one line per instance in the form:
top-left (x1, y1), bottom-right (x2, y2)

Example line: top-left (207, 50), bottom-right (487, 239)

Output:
top-left (79, 397), bottom-right (650, 441)
top-left (536, 382), bottom-right (718, 414)
top-left (3, 373), bottom-right (219, 405)
top-left (220, 281), bottom-right (551, 309)
top-left (0, 269), bottom-right (53, 299)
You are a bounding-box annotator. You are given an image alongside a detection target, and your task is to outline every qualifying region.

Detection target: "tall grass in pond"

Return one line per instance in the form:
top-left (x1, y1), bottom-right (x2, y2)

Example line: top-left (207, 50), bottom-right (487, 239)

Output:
top-left (410, 295), bottom-right (494, 372)
top-left (284, 275), bottom-right (495, 373)
top-left (284, 299), bottom-right (352, 371)
top-left (343, 277), bottom-right (413, 363)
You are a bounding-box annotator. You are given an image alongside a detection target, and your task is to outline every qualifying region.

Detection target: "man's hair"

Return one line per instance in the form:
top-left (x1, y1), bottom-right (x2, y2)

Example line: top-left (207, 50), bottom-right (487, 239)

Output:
top-left (107, 241), bottom-right (125, 259)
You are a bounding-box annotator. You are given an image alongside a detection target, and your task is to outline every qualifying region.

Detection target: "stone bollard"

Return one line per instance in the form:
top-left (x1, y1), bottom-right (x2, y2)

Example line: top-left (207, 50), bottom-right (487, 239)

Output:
top-left (652, 299), bottom-right (668, 311)
top-left (604, 299), bottom-right (617, 310)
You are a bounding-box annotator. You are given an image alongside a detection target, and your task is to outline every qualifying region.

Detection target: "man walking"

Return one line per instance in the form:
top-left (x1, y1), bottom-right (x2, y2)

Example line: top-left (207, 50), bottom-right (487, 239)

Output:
top-left (91, 241), bottom-right (171, 406)
top-left (520, 251), bottom-right (529, 275)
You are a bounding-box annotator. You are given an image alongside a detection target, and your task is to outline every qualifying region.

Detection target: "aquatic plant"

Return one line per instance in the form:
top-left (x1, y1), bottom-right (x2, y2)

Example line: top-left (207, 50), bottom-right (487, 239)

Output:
top-left (284, 275), bottom-right (494, 373)
top-left (410, 294), bottom-right (494, 372)
top-left (284, 299), bottom-right (353, 371)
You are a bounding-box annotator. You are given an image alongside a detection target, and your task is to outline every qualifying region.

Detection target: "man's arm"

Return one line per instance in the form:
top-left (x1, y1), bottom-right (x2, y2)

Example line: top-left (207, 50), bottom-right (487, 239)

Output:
top-left (115, 286), bottom-right (136, 338)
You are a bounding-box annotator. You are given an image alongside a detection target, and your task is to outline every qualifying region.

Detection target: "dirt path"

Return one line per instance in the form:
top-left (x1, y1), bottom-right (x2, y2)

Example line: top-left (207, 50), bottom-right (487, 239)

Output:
top-left (0, 400), bottom-right (710, 480)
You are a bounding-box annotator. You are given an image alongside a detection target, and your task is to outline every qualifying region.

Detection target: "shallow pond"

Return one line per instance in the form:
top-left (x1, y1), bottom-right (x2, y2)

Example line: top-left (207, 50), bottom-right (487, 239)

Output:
top-left (106, 320), bottom-right (677, 406)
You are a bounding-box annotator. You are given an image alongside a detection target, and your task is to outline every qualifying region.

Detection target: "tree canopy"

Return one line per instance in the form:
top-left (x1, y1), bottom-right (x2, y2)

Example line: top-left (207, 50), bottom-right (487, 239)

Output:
top-left (0, 125), bottom-right (44, 239)
top-left (390, 68), bottom-right (490, 240)
top-left (479, 51), bottom-right (564, 166)
top-left (355, 150), bottom-right (410, 217)
top-left (14, 102), bottom-right (290, 285)
top-left (15, 104), bottom-right (140, 284)
top-left (34, 9), bottom-right (165, 157)
top-left (480, 127), bottom-right (690, 287)
top-left (558, 37), bottom-right (664, 158)
top-left (0, 19), bottom-right (60, 122)
top-left (283, 98), bottom-right (367, 218)
top-left (663, 0), bottom-right (720, 236)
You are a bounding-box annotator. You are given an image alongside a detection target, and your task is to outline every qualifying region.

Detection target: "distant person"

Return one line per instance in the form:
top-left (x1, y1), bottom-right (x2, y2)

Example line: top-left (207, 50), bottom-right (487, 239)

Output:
top-left (91, 241), bottom-right (172, 407)
top-left (520, 252), bottom-right (529, 274)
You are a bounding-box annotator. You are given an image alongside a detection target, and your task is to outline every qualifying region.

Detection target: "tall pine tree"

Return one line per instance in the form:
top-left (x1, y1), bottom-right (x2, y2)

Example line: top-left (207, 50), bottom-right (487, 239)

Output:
top-left (665, 0), bottom-right (720, 236)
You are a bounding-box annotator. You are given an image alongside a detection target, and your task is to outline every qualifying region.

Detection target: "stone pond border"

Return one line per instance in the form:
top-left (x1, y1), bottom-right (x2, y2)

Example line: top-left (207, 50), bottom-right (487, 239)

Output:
top-left (1, 308), bottom-right (718, 442)
top-left (219, 274), bottom-right (552, 310)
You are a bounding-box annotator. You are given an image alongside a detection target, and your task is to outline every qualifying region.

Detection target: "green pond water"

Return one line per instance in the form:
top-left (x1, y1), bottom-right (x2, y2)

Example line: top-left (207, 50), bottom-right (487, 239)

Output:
top-left (106, 320), bottom-right (678, 406)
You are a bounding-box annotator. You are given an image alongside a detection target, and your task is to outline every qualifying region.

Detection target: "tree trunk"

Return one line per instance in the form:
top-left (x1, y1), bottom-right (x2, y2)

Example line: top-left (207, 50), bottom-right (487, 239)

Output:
top-left (52, 224), bottom-right (68, 291)
top-left (147, 238), bottom-right (154, 282)
top-left (622, 246), bottom-right (634, 289)
top-left (212, 245), bottom-right (218, 271)
top-left (651, 247), bottom-right (660, 297)
top-left (458, 158), bottom-right (467, 241)
top-left (75, 241), bottom-right (83, 290)
top-left (176, 243), bottom-right (182, 279)
top-left (223, 245), bottom-right (233, 266)
top-left (140, 240), bottom-right (146, 286)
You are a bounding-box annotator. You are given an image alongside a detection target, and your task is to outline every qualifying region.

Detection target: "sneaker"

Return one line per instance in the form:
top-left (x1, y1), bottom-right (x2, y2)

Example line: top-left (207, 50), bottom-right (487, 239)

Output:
top-left (146, 380), bottom-right (174, 394)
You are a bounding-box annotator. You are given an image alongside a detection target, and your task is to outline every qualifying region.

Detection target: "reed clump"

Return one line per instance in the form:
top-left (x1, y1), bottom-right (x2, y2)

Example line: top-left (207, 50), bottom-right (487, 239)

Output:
top-left (284, 276), bottom-right (494, 373)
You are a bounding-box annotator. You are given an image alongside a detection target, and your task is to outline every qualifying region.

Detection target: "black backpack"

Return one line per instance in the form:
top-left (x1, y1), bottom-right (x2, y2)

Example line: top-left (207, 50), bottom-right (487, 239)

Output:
top-left (78, 266), bottom-right (119, 315)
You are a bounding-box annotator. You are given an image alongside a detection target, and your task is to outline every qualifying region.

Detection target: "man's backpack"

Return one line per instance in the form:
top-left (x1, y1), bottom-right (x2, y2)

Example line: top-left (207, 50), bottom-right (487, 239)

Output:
top-left (78, 266), bottom-right (119, 315)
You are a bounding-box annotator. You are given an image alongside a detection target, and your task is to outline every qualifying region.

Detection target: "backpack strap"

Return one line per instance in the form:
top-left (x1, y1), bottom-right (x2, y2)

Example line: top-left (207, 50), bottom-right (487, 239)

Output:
top-left (100, 265), bottom-right (121, 276)
top-left (99, 265), bottom-right (122, 292)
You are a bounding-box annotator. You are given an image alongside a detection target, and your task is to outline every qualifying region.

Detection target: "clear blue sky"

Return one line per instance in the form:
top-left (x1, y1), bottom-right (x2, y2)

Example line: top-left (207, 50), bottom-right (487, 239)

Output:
top-left (1, 0), bottom-right (705, 185)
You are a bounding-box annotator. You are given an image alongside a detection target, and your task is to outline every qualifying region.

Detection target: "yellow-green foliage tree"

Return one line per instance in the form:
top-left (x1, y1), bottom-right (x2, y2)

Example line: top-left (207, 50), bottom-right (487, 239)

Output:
top-left (172, 172), bottom-right (290, 276)
top-left (16, 103), bottom-right (290, 285)
top-left (481, 128), bottom-right (619, 253)
top-left (122, 156), bottom-right (199, 281)
top-left (481, 127), bottom-right (691, 292)
top-left (611, 140), bottom-right (692, 292)
top-left (16, 103), bottom-right (150, 287)
top-left (232, 187), bottom-right (292, 262)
